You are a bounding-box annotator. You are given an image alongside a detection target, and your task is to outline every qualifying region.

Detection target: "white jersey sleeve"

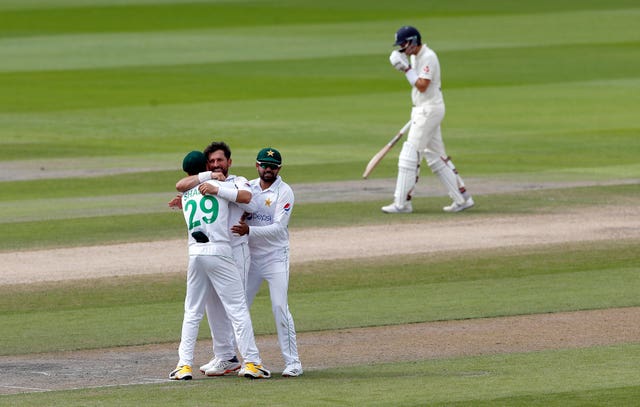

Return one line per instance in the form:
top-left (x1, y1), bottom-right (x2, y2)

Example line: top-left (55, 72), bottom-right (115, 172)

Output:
top-left (226, 174), bottom-right (253, 247)
top-left (230, 175), bottom-right (259, 214)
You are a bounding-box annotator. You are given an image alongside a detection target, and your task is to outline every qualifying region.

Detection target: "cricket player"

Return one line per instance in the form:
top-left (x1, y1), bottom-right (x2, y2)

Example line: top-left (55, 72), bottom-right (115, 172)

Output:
top-left (232, 147), bottom-right (303, 377)
top-left (173, 141), bottom-right (257, 377)
top-left (170, 150), bottom-right (270, 380)
top-left (383, 25), bottom-right (474, 213)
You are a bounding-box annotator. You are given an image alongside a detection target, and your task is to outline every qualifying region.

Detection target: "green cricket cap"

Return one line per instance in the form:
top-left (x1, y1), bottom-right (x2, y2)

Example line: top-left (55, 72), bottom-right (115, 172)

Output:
top-left (256, 147), bottom-right (282, 165)
top-left (182, 150), bottom-right (207, 175)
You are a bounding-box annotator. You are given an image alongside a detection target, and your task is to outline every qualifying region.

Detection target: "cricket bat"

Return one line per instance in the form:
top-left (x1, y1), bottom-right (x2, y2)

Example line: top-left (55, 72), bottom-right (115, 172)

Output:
top-left (362, 120), bottom-right (411, 179)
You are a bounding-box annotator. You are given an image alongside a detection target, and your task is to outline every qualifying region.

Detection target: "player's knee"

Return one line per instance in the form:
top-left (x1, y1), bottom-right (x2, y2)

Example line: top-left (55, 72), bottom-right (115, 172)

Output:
top-left (398, 142), bottom-right (420, 170)
top-left (427, 155), bottom-right (447, 173)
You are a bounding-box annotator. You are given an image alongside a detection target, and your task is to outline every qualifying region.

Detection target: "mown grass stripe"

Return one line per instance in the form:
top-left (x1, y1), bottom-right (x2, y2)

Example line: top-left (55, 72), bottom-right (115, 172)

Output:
top-left (1, 8), bottom-right (638, 72)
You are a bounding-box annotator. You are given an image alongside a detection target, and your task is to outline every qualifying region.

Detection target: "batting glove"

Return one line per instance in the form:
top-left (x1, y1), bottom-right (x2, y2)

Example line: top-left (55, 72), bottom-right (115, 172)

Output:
top-left (389, 50), bottom-right (410, 72)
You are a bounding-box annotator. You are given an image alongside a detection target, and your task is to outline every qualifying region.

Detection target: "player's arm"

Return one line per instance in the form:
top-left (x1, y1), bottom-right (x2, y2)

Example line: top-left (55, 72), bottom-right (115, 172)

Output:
top-left (402, 65), bottom-right (430, 93)
top-left (245, 187), bottom-right (294, 239)
top-left (235, 194), bottom-right (258, 213)
top-left (232, 177), bottom-right (259, 213)
top-left (414, 53), bottom-right (437, 93)
top-left (235, 189), bottom-right (251, 204)
top-left (198, 181), bottom-right (250, 203)
top-left (176, 174), bottom-right (200, 192)
top-left (243, 216), bottom-right (288, 240)
top-left (389, 50), bottom-right (430, 92)
top-left (168, 193), bottom-right (183, 209)
top-left (176, 171), bottom-right (225, 192)
top-left (414, 77), bottom-right (430, 93)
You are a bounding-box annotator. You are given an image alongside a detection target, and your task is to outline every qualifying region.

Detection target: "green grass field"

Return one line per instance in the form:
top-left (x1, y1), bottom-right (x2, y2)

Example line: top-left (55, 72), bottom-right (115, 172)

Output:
top-left (1, 0), bottom-right (639, 405)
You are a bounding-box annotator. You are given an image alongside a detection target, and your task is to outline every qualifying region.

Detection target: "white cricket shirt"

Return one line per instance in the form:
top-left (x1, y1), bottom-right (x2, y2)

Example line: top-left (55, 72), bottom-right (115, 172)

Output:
top-left (245, 176), bottom-right (294, 262)
top-left (410, 43), bottom-right (444, 107)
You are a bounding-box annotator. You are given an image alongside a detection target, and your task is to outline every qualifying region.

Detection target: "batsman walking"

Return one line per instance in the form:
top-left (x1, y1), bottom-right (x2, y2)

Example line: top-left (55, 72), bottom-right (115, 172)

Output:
top-left (382, 25), bottom-right (474, 214)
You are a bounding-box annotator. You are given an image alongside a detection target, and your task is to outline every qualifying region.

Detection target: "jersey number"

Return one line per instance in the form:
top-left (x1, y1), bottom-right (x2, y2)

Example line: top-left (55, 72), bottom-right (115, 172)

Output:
top-left (185, 196), bottom-right (219, 230)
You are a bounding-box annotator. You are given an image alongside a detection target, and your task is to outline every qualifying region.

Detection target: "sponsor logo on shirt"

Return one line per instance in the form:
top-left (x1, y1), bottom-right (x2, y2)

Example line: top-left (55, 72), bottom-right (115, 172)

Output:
top-left (284, 203), bottom-right (291, 212)
top-left (250, 213), bottom-right (273, 222)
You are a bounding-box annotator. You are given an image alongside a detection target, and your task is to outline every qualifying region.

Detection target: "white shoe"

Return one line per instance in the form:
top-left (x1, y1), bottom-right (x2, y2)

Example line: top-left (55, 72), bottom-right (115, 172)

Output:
top-left (381, 202), bottom-right (413, 214)
top-left (282, 364), bottom-right (303, 377)
top-left (203, 356), bottom-right (241, 376)
top-left (199, 358), bottom-right (216, 374)
top-left (443, 197), bottom-right (474, 213)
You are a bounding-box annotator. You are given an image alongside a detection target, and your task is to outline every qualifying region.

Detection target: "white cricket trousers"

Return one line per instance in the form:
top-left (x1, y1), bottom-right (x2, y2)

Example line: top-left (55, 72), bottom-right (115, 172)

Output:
top-left (178, 254), bottom-right (261, 367)
top-left (246, 252), bottom-right (301, 368)
top-left (204, 242), bottom-right (250, 360)
top-left (407, 104), bottom-right (447, 165)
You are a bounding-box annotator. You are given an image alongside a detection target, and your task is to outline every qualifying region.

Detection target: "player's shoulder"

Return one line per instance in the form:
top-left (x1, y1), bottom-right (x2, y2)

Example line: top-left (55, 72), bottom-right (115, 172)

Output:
top-left (227, 173), bottom-right (247, 182)
top-left (277, 178), bottom-right (295, 196)
top-left (227, 173), bottom-right (249, 187)
top-left (425, 46), bottom-right (439, 60)
top-left (279, 178), bottom-right (293, 190)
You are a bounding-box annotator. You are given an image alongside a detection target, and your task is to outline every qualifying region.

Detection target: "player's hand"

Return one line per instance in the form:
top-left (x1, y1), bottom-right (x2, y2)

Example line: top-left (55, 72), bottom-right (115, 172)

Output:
top-left (168, 194), bottom-right (183, 209)
top-left (198, 183), bottom-right (218, 195)
top-left (210, 172), bottom-right (226, 181)
top-left (231, 219), bottom-right (249, 236)
top-left (389, 50), bottom-right (409, 72)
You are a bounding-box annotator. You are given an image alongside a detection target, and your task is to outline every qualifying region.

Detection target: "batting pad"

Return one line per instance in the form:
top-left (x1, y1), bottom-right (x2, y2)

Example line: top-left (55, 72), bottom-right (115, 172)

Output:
top-left (443, 157), bottom-right (467, 191)
top-left (394, 142), bottom-right (420, 206)
top-left (430, 158), bottom-right (465, 204)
